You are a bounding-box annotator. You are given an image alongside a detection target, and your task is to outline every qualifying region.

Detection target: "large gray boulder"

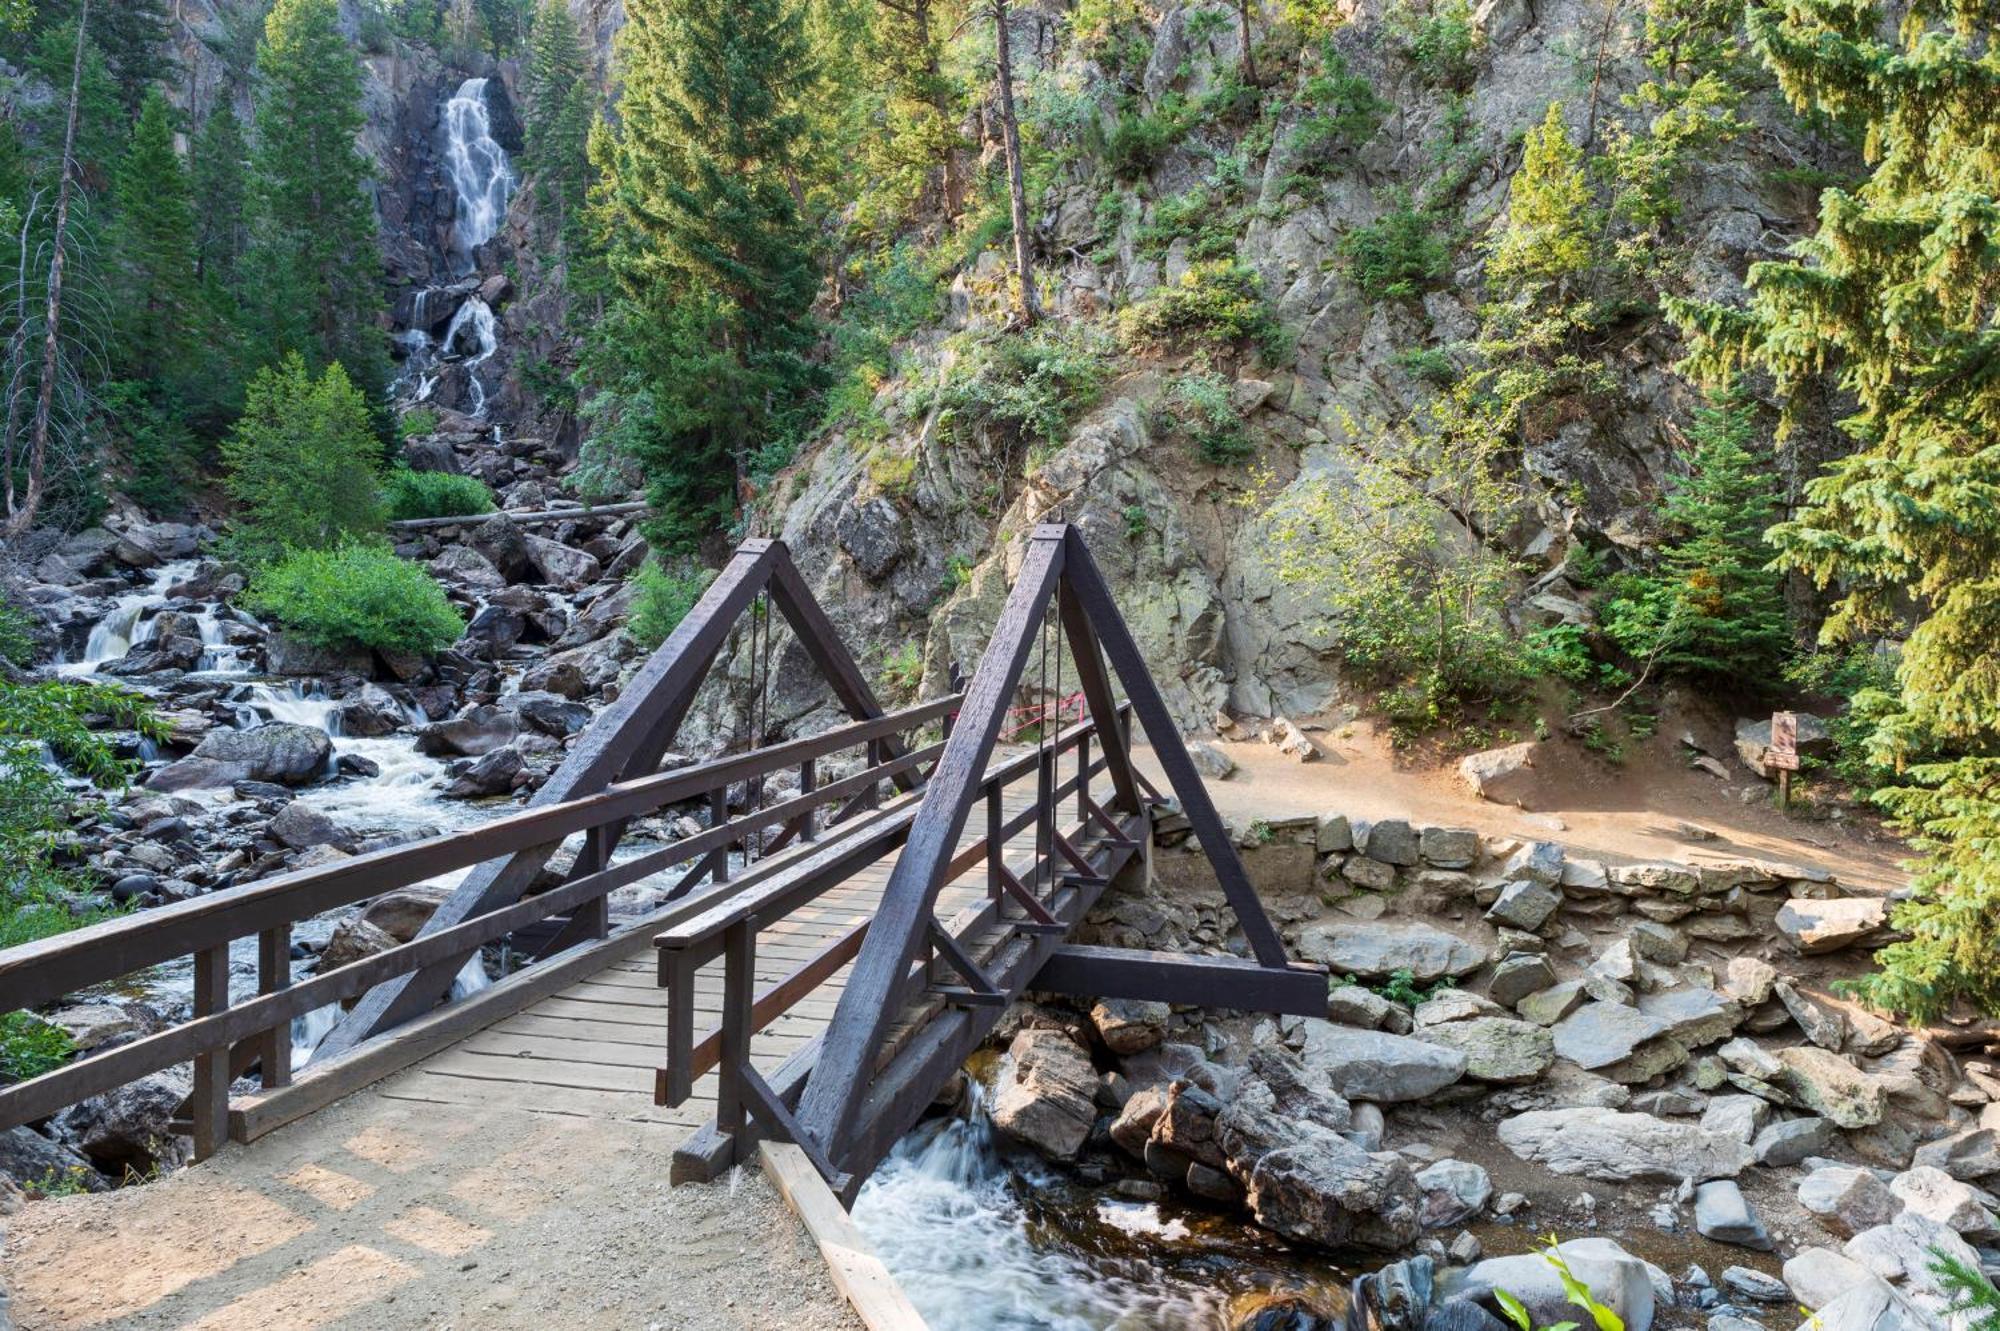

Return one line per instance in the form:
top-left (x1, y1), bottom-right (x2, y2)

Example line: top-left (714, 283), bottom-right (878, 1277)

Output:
top-left (186, 723), bottom-right (333, 786)
top-left (416, 704), bottom-right (520, 757)
top-left (56, 1071), bottom-right (192, 1177)
top-left (1295, 921), bottom-right (1484, 983)
top-left (1798, 1165), bottom-right (1902, 1238)
top-left (1417, 1017), bottom-right (1554, 1084)
top-left (1295, 1020), bottom-right (1467, 1101)
top-left (991, 1028), bottom-right (1099, 1162)
top-left (1551, 1002), bottom-right (1673, 1070)
top-left (1457, 741), bottom-right (1540, 806)
top-left (1444, 1238), bottom-right (1655, 1331)
top-left (1497, 1107), bottom-right (1754, 1182)
top-left (1775, 897), bottom-right (1890, 955)
top-left (1775, 1046), bottom-right (1886, 1128)
top-left (1215, 1074), bottom-right (1421, 1252)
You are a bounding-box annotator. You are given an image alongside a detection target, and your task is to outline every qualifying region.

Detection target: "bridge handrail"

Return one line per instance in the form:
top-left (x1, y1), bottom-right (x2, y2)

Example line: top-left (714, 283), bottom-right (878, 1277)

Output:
top-left (0, 694), bottom-right (960, 1014)
top-left (0, 693), bottom-right (961, 1138)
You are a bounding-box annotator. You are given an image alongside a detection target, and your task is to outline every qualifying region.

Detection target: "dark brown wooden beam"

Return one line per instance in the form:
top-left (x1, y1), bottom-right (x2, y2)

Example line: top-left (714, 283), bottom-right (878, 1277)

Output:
top-left (795, 527), bottom-right (1069, 1161)
top-left (1029, 945), bottom-right (1328, 1015)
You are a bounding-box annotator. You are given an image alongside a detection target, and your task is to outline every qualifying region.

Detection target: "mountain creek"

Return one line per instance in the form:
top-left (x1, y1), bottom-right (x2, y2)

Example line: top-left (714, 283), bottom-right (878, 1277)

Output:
top-left (0, 4), bottom-right (1989, 1331)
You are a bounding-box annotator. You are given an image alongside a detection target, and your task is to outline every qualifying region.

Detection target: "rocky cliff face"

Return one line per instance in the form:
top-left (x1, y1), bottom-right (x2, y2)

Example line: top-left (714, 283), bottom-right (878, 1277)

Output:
top-left (740, 0), bottom-right (1830, 731)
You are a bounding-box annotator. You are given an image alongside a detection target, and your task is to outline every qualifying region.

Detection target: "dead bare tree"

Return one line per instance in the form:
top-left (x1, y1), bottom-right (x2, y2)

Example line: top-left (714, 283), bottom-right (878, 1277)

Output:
top-left (990, 0), bottom-right (1040, 326)
top-left (3, 0), bottom-right (89, 539)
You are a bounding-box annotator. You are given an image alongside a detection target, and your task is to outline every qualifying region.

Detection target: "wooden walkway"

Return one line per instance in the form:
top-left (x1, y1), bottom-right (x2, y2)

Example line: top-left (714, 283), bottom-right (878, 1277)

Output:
top-left (372, 778), bottom-right (1044, 1133)
top-left (0, 768), bottom-right (1073, 1331)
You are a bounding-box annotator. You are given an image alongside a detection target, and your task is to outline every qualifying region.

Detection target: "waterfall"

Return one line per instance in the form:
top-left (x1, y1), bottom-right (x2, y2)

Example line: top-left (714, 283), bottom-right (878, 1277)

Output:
top-left (444, 77), bottom-right (514, 273)
top-left (442, 295), bottom-right (499, 416)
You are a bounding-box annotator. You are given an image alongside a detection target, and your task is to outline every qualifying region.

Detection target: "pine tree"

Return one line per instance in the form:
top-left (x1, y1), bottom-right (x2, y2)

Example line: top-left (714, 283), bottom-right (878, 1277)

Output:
top-left (521, 0), bottom-right (593, 241)
top-left (192, 100), bottom-right (249, 288)
top-left (243, 0), bottom-right (387, 395)
top-left (1488, 101), bottom-right (1597, 297)
top-left (1670, 0), bottom-right (2000, 1018)
top-left (110, 89), bottom-right (201, 388)
top-left (592, 0), bottom-right (823, 548)
top-left (36, 0), bottom-right (171, 111)
top-left (1603, 400), bottom-right (1790, 685)
top-left (221, 353), bottom-right (385, 561)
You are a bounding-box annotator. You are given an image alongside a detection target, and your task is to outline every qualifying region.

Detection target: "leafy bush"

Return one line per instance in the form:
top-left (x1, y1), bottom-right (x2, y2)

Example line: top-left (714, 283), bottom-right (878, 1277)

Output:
top-left (0, 1012), bottom-right (73, 1081)
top-left (1344, 194), bottom-right (1451, 299)
top-left (381, 468), bottom-right (497, 522)
top-left (1134, 188), bottom-right (1241, 261)
top-left (882, 642), bottom-right (924, 698)
top-left (0, 601), bottom-right (33, 668)
top-left (245, 544), bottom-right (465, 656)
top-left (1387, 0), bottom-right (1481, 89)
top-left (1394, 346), bottom-right (1458, 384)
top-left (221, 354), bottom-right (386, 562)
top-left (1106, 94), bottom-right (1192, 180)
top-left (930, 325), bottom-right (1113, 450)
top-left (629, 562), bottom-right (715, 651)
top-left (1287, 45), bottom-right (1387, 172)
top-left (868, 449), bottom-right (919, 499)
top-left (397, 406), bottom-right (442, 439)
top-left (1167, 372), bottom-right (1253, 464)
top-left (1118, 261), bottom-right (1290, 363)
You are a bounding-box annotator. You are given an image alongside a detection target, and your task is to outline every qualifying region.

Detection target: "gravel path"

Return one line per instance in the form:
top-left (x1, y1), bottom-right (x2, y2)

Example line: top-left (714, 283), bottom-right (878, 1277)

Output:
top-left (2, 1075), bottom-right (862, 1331)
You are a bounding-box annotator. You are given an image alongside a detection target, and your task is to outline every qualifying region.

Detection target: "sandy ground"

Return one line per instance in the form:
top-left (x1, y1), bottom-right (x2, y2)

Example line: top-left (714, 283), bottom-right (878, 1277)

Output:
top-left (1135, 716), bottom-right (1908, 893)
top-left (1, 1081), bottom-right (861, 1331)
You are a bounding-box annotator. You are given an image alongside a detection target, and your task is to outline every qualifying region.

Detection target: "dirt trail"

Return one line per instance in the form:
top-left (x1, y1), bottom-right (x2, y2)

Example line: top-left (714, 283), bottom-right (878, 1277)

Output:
top-left (2, 1086), bottom-right (861, 1331)
top-left (1135, 718), bottom-right (1907, 893)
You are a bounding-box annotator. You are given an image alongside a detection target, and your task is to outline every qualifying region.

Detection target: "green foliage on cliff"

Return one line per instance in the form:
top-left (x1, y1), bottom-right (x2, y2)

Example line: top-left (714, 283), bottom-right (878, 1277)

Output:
top-left (1671, 0), bottom-right (2000, 1019)
top-left (382, 468), bottom-right (497, 522)
top-left (522, 0), bottom-right (594, 243)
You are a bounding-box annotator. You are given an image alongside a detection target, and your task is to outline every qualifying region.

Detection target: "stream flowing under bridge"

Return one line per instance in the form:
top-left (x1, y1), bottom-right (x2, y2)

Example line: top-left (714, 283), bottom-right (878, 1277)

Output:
top-left (0, 524), bottom-right (1329, 1326)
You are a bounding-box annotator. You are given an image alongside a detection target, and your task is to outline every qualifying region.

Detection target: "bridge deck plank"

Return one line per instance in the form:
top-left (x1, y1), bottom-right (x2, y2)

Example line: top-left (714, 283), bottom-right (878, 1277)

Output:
top-left (379, 767), bottom-right (1069, 1133)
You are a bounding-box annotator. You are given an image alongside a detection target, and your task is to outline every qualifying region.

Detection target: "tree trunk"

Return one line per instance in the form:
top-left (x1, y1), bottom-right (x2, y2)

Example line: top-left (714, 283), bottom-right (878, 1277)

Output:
top-left (913, 0), bottom-right (963, 217)
top-left (5, 0), bottom-right (86, 540)
top-left (1236, 0), bottom-right (1258, 86)
top-left (993, 0), bottom-right (1040, 326)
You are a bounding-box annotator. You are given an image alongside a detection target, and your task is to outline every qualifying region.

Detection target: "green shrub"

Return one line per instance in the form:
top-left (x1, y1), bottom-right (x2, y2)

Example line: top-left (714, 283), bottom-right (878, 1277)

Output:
top-left (930, 325), bottom-right (1113, 450)
top-left (0, 601), bottom-right (33, 668)
top-left (1393, 346), bottom-right (1457, 384)
top-left (245, 544), bottom-right (465, 656)
top-left (1343, 194), bottom-right (1451, 299)
top-left (882, 642), bottom-right (924, 697)
top-left (1387, 0), bottom-right (1481, 89)
top-left (1167, 371), bottom-right (1253, 464)
top-left (1134, 188), bottom-right (1240, 261)
top-left (629, 562), bottom-right (715, 651)
top-left (1287, 46), bottom-right (1387, 172)
top-left (1118, 261), bottom-right (1290, 362)
top-left (381, 468), bottom-right (497, 522)
top-left (1106, 94), bottom-right (1193, 180)
top-left (397, 406), bottom-right (442, 440)
top-left (0, 1012), bottom-right (74, 1081)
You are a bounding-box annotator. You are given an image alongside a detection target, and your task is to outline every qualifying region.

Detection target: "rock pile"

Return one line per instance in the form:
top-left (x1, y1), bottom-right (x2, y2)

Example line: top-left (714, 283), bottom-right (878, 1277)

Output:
top-left (982, 809), bottom-right (1976, 1329)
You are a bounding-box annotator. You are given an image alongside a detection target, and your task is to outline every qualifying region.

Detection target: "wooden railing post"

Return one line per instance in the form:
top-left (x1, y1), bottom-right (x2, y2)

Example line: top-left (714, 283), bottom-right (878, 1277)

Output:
top-left (798, 760), bottom-right (817, 844)
top-left (255, 927), bottom-right (290, 1090)
top-left (1035, 741), bottom-right (1056, 898)
top-left (716, 918), bottom-right (756, 1160)
top-left (191, 945), bottom-right (230, 1160)
top-left (986, 783), bottom-right (1003, 900)
top-left (710, 789), bottom-right (731, 884)
top-left (1076, 731), bottom-right (1091, 821)
top-left (863, 740), bottom-right (882, 811)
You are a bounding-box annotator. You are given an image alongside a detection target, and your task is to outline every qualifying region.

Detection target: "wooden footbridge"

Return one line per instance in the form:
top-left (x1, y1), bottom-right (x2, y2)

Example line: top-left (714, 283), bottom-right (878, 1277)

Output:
top-left (0, 525), bottom-right (1326, 1304)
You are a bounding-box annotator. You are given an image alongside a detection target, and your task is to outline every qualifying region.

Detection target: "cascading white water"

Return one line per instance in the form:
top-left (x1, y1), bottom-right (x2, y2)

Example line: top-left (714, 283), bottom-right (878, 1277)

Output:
top-left (441, 295), bottom-right (499, 416)
top-left (851, 1073), bottom-right (1278, 1330)
top-left (57, 561), bottom-right (196, 676)
top-left (444, 77), bottom-right (514, 270)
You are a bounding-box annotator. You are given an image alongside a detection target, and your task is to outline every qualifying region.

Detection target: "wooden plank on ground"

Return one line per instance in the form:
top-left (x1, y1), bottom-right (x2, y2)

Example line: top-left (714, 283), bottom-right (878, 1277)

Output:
top-left (759, 1141), bottom-right (928, 1331)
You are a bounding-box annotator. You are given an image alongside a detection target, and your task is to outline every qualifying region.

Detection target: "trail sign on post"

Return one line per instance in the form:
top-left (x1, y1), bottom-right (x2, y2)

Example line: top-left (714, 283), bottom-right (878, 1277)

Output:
top-left (1769, 711), bottom-right (1800, 808)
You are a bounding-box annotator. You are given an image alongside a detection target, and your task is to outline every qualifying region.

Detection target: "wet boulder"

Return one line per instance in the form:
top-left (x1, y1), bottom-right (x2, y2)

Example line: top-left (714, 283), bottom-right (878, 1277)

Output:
top-left (416, 704), bottom-right (519, 757)
top-left (442, 746), bottom-right (525, 798)
top-left (501, 689), bottom-right (591, 738)
top-left (470, 512), bottom-right (532, 581)
top-left (329, 688), bottom-right (409, 738)
top-left (265, 632), bottom-right (373, 676)
top-left (524, 534), bottom-right (602, 590)
top-left (268, 801), bottom-right (349, 851)
top-left (1442, 1238), bottom-right (1655, 1331)
top-left (182, 723), bottom-right (333, 787)
top-left (359, 882), bottom-right (453, 943)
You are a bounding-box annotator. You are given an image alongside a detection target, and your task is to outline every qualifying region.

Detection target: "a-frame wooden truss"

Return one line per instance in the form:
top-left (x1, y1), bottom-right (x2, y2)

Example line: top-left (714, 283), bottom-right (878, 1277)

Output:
top-left (316, 537), bottom-right (914, 1059)
top-left (766, 522), bottom-right (1326, 1197)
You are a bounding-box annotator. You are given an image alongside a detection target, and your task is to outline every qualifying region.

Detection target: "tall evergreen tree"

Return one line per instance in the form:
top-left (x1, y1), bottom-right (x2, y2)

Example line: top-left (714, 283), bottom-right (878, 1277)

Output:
top-left (592, 0), bottom-right (822, 548)
top-left (38, 0), bottom-right (171, 111)
top-left (192, 100), bottom-right (249, 289)
top-left (1672, 0), bottom-right (2000, 1018)
top-left (1488, 101), bottom-right (1597, 298)
top-left (221, 353), bottom-right (385, 561)
top-left (1603, 400), bottom-right (1790, 685)
top-left (521, 0), bottom-right (593, 241)
top-left (243, 0), bottom-right (386, 394)
top-left (109, 89), bottom-right (201, 389)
